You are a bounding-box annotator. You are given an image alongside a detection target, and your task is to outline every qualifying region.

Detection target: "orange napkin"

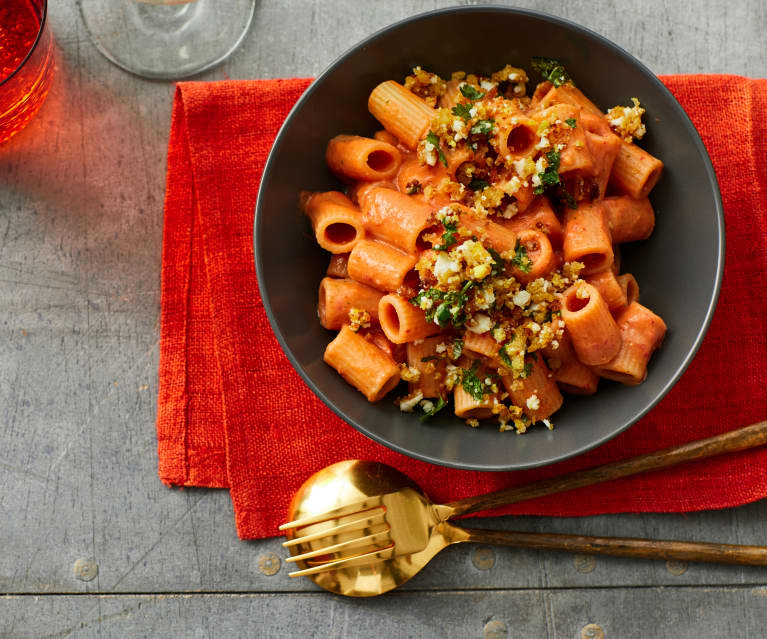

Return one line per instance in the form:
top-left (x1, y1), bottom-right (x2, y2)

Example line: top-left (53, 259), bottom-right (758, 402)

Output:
top-left (157, 75), bottom-right (767, 539)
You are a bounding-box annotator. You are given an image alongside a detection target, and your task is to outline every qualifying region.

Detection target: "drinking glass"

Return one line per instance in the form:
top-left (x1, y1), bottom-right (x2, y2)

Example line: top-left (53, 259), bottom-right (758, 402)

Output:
top-left (0, 0), bottom-right (54, 144)
top-left (77, 0), bottom-right (256, 80)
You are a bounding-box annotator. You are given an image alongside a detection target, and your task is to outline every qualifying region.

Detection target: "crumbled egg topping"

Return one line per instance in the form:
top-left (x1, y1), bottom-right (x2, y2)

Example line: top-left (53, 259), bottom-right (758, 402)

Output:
top-left (606, 98), bottom-right (646, 142)
top-left (348, 308), bottom-right (371, 332)
top-left (398, 390), bottom-right (424, 412)
top-left (404, 66), bottom-right (447, 107)
top-left (399, 363), bottom-right (421, 383)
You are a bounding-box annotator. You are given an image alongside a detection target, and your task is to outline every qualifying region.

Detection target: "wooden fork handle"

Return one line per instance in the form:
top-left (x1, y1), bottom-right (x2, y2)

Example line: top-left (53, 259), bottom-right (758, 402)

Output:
top-left (461, 528), bottom-right (767, 566)
top-left (446, 420), bottom-right (767, 517)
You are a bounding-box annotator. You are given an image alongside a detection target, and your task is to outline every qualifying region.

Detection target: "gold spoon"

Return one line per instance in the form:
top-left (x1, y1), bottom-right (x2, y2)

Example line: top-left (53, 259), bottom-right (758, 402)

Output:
top-left (282, 421), bottom-right (767, 597)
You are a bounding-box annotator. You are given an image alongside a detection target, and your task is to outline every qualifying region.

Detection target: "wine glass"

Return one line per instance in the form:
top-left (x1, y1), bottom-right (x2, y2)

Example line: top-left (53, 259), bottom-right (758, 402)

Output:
top-left (77, 0), bottom-right (256, 80)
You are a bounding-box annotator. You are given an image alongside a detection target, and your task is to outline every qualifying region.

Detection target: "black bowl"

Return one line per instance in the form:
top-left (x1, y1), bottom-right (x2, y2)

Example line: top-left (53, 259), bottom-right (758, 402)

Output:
top-left (255, 6), bottom-right (723, 471)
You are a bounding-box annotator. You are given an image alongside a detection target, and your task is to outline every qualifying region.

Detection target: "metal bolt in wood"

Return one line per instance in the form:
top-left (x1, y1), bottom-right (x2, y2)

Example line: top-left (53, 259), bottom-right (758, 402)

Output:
top-left (483, 619), bottom-right (508, 639)
top-left (73, 558), bottom-right (98, 582)
top-left (258, 552), bottom-right (281, 576)
top-left (666, 559), bottom-right (688, 575)
top-left (581, 623), bottom-right (605, 639)
top-left (574, 553), bottom-right (596, 573)
top-left (472, 546), bottom-right (496, 571)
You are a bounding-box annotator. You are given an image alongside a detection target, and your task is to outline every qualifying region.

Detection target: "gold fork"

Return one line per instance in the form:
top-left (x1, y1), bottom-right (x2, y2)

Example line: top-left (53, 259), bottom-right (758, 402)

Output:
top-left (280, 421), bottom-right (767, 595)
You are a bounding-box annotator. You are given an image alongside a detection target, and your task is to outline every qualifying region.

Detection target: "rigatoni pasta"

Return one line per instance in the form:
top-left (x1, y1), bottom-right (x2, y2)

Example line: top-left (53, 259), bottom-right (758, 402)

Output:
top-left (304, 56), bottom-right (667, 434)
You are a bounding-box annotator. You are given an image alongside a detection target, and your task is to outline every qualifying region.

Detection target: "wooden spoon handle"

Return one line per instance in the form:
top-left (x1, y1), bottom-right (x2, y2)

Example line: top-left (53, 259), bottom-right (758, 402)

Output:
top-left (446, 420), bottom-right (767, 517)
top-left (461, 528), bottom-right (767, 566)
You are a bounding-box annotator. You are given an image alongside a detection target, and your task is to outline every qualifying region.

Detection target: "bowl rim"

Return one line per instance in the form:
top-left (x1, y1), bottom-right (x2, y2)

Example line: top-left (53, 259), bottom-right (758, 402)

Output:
top-left (254, 4), bottom-right (725, 471)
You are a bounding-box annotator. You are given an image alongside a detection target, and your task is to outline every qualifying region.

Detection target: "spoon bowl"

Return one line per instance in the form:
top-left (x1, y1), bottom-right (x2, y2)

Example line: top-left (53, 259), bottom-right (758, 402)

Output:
top-left (284, 460), bottom-right (463, 596)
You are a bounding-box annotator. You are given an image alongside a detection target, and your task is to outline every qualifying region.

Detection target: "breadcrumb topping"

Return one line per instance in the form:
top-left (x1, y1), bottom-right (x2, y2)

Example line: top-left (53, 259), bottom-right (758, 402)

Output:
top-left (348, 308), bottom-right (371, 332)
top-left (396, 61), bottom-right (653, 433)
top-left (606, 98), bottom-right (646, 142)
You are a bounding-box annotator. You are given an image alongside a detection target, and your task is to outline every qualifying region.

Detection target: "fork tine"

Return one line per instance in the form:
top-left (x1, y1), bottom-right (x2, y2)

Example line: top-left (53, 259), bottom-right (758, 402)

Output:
top-left (287, 545), bottom-right (395, 578)
top-left (282, 508), bottom-right (386, 548)
top-left (285, 530), bottom-right (392, 563)
top-left (278, 495), bottom-right (385, 531)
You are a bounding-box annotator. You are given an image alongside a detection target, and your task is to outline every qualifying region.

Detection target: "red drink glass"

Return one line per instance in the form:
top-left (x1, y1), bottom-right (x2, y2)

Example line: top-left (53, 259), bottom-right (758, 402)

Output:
top-left (0, 0), bottom-right (54, 145)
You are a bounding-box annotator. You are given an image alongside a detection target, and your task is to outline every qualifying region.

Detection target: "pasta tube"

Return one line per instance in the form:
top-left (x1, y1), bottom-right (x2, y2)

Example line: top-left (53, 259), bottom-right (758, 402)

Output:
top-left (601, 196), bottom-right (655, 243)
top-left (378, 294), bottom-right (442, 344)
top-left (324, 325), bottom-right (401, 402)
top-left (347, 239), bottom-right (418, 293)
top-left (302, 190), bottom-right (364, 254)
top-left (326, 134), bottom-right (402, 182)
top-left (563, 203), bottom-right (614, 275)
top-left (594, 302), bottom-right (667, 385)
top-left (368, 81), bottom-right (434, 150)
top-left (559, 282), bottom-right (622, 366)
top-left (318, 277), bottom-right (383, 330)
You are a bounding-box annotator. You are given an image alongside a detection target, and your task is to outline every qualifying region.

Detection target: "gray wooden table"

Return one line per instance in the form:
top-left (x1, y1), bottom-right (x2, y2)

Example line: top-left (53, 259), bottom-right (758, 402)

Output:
top-left (1, 1), bottom-right (766, 637)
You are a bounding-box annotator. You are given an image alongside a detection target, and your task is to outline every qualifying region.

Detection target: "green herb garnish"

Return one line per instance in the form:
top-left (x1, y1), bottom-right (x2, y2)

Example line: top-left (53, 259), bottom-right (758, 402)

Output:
top-left (409, 288), bottom-right (446, 322)
top-left (470, 119), bottom-right (495, 137)
top-left (487, 247), bottom-right (506, 275)
top-left (405, 180), bottom-right (422, 195)
top-left (498, 344), bottom-right (513, 368)
top-left (434, 302), bottom-right (453, 326)
top-left (459, 84), bottom-right (485, 101)
top-left (468, 179), bottom-right (489, 191)
top-left (426, 130), bottom-right (448, 168)
top-left (530, 56), bottom-right (575, 88)
top-left (420, 356), bottom-right (440, 363)
top-left (510, 240), bottom-right (532, 273)
top-left (451, 103), bottom-right (473, 121)
top-left (434, 218), bottom-right (458, 251)
top-left (420, 396), bottom-right (447, 422)
top-left (461, 361), bottom-right (485, 401)
top-left (565, 117), bottom-right (577, 128)
top-left (560, 189), bottom-right (578, 209)
top-left (533, 149), bottom-right (562, 195)
top-left (451, 338), bottom-right (464, 360)
top-left (522, 361), bottom-right (534, 378)
top-left (410, 281), bottom-right (474, 328)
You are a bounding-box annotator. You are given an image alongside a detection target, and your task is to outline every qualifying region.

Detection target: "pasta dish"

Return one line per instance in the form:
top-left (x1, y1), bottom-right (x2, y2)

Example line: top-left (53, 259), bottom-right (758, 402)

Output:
top-left (303, 59), bottom-right (666, 433)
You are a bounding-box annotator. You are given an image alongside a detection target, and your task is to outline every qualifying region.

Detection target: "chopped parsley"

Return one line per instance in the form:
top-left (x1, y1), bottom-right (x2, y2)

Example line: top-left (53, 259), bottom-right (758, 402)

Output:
top-left (487, 247), bottom-right (506, 275)
top-left (533, 149), bottom-right (562, 195)
top-left (426, 130), bottom-right (448, 167)
top-left (451, 103), bottom-right (473, 121)
top-left (410, 281), bottom-right (474, 328)
top-left (451, 338), bottom-right (464, 360)
top-left (459, 84), bottom-right (485, 101)
top-left (498, 344), bottom-right (513, 368)
top-left (409, 288), bottom-right (445, 321)
top-left (530, 56), bottom-right (575, 88)
top-left (434, 218), bottom-right (458, 251)
top-left (420, 396), bottom-right (447, 422)
top-left (405, 180), bottom-right (422, 195)
top-left (510, 240), bottom-right (531, 273)
top-left (468, 178), bottom-right (489, 191)
top-left (560, 189), bottom-right (578, 210)
top-left (461, 361), bottom-right (485, 401)
top-left (522, 361), bottom-right (534, 378)
top-left (420, 356), bottom-right (440, 362)
top-left (470, 119), bottom-right (495, 137)
top-left (565, 117), bottom-right (577, 128)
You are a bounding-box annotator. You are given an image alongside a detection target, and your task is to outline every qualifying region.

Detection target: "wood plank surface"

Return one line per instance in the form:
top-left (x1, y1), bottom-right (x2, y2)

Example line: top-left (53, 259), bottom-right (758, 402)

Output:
top-left (5, 587), bottom-right (767, 638)
top-left (1, 0), bottom-right (766, 635)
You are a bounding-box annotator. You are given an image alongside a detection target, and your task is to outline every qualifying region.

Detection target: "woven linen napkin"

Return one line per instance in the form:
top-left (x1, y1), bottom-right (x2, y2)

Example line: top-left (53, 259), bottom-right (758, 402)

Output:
top-left (156, 75), bottom-right (767, 539)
